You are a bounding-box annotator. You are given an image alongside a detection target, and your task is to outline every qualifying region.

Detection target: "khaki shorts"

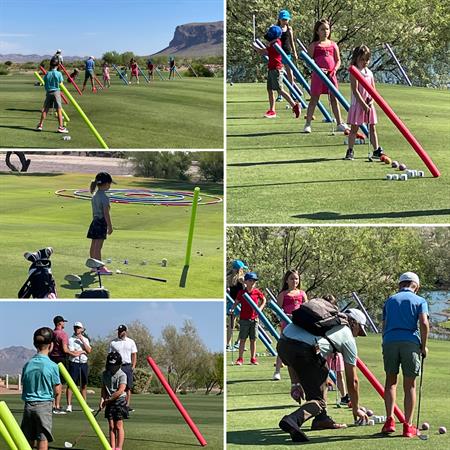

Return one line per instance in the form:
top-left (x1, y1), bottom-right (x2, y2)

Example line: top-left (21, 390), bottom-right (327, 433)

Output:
top-left (383, 341), bottom-right (421, 378)
top-left (267, 69), bottom-right (284, 92)
top-left (239, 319), bottom-right (258, 340)
top-left (43, 90), bottom-right (62, 110)
top-left (21, 401), bottom-right (54, 442)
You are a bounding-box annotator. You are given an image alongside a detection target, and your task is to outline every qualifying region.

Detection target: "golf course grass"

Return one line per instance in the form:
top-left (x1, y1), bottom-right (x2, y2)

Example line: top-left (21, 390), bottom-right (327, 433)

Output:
top-left (0, 72), bottom-right (223, 149)
top-left (227, 334), bottom-right (450, 449)
top-left (227, 83), bottom-right (450, 224)
top-left (3, 391), bottom-right (223, 449)
top-left (0, 172), bottom-right (223, 298)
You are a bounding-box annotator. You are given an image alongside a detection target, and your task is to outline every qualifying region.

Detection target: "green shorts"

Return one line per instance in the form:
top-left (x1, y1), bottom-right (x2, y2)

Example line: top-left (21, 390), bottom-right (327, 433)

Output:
top-left (239, 319), bottom-right (258, 340)
top-left (382, 341), bottom-right (421, 378)
top-left (267, 69), bottom-right (284, 92)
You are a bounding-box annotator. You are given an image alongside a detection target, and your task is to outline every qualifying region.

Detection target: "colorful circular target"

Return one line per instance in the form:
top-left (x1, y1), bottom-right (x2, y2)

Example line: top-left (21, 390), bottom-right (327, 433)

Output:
top-left (55, 188), bottom-right (222, 206)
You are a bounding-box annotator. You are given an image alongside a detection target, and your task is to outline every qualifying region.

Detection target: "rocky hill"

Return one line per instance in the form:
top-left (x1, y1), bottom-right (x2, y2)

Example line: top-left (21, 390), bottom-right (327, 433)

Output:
top-left (154, 21), bottom-right (223, 57)
top-left (0, 346), bottom-right (35, 374)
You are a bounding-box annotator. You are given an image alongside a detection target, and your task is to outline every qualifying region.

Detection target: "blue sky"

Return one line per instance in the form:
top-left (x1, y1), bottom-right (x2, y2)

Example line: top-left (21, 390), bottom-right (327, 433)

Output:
top-left (0, 301), bottom-right (224, 352)
top-left (0, 0), bottom-right (223, 56)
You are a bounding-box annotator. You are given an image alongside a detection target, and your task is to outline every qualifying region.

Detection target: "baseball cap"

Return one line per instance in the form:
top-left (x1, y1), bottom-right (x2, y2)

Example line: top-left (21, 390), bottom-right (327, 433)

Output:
top-left (56, 49), bottom-right (62, 53)
top-left (345, 309), bottom-right (367, 336)
top-left (232, 259), bottom-right (248, 270)
top-left (278, 10), bottom-right (291, 20)
top-left (95, 172), bottom-right (116, 185)
top-left (265, 25), bottom-right (282, 41)
top-left (399, 272), bottom-right (420, 285)
top-left (244, 272), bottom-right (258, 281)
top-left (53, 315), bottom-right (68, 325)
top-left (117, 324), bottom-right (127, 332)
top-left (74, 321), bottom-right (84, 328)
top-left (106, 351), bottom-right (122, 366)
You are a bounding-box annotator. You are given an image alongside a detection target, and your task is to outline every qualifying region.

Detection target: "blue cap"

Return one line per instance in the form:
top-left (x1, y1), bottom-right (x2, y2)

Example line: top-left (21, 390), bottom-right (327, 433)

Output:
top-left (232, 259), bottom-right (248, 270)
top-left (244, 272), bottom-right (258, 281)
top-left (278, 10), bottom-right (291, 20)
top-left (265, 25), bottom-right (282, 41)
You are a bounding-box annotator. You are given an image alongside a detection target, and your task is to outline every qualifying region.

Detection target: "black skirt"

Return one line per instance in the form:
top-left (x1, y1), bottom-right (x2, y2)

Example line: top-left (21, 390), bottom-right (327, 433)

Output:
top-left (87, 217), bottom-right (107, 240)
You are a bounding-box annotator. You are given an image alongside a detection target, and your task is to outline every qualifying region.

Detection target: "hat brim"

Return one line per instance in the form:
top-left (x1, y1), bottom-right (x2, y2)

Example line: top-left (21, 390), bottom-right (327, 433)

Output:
top-left (358, 324), bottom-right (367, 337)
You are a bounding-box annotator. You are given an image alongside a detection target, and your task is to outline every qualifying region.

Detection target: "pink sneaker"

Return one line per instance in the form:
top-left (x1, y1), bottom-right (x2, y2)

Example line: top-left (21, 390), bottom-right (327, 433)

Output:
top-left (381, 416), bottom-right (396, 434)
top-left (97, 266), bottom-right (113, 275)
top-left (403, 422), bottom-right (417, 438)
top-left (250, 357), bottom-right (259, 365)
top-left (264, 110), bottom-right (277, 118)
top-left (57, 126), bottom-right (69, 133)
top-left (235, 357), bottom-right (243, 366)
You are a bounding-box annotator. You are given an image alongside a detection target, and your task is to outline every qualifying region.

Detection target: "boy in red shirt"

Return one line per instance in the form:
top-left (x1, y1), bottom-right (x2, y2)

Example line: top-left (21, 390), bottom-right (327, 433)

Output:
top-left (229, 272), bottom-right (267, 365)
top-left (252, 25), bottom-right (300, 119)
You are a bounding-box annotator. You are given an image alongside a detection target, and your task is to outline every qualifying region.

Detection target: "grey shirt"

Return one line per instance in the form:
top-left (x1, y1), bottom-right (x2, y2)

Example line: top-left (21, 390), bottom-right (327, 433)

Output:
top-left (102, 368), bottom-right (127, 399)
top-left (92, 190), bottom-right (110, 219)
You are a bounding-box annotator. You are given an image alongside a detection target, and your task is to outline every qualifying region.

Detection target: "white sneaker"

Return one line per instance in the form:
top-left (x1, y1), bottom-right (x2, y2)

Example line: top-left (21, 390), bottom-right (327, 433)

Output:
top-left (337, 123), bottom-right (350, 132)
top-left (89, 407), bottom-right (95, 412)
top-left (66, 405), bottom-right (72, 412)
top-left (272, 371), bottom-right (281, 381)
top-left (303, 124), bottom-right (312, 133)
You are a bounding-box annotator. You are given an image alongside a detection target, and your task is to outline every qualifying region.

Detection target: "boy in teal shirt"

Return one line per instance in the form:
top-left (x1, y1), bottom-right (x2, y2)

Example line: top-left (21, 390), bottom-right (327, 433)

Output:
top-left (36, 59), bottom-right (68, 133)
top-left (21, 327), bottom-right (61, 450)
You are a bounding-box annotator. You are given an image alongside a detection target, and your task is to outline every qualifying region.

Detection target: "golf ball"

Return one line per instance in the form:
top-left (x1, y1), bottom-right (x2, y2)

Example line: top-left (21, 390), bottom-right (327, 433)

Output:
top-left (380, 155), bottom-right (387, 162)
top-left (421, 422), bottom-right (430, 430)
top-left (230, 82), bottom-right (233, 86)
top-left (400, 174), bottom-right (408, 181)
top-left (399, 163), bottom-right (407, 171)
top-left (439, 426), bottom-right (447, 434)
top-left (418, 171), bottom-right (425, 177)
top-left (386, 174), bottom-right (393, 180)
top-left (368, 419), bottom-right (375, 426)
top-left (384, 157), bottom-right (392, 165)
top-left (63, 135), bottom-right (71, 141)
top-left (141, 260), bottom-right (148, 265)
top-left (366, 409), bottom-right (373, 417)
top-left (391, 160), bottom-right (399, 168)
top-left (106, 258), bottom-right (112, 263)
top-left (161, 258), bottom-right (168, 267)
top-left (359, 406), bottom-right (367, 413)
top-left (392, 174), bottom-right (400, 181)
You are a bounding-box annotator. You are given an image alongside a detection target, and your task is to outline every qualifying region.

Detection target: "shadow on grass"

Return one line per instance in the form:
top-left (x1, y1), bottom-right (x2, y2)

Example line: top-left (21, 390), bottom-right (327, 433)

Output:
top-left (6, 108), bottom-right (41, 113)
top-left (227, 428), bottom-right (400, 446)
top-left (228, 178), bottom-right (379, 189)
top-left (0, 124), bottom-right (46, 133)
top-left (229, 131), bottom-right (307, 138)
top-left (126, 437), bottom-right (199, 447)
top-left (0, 171), bottom-right (64, 176)
top-left (292, 209), bottom-right (450, 221)
top-left (228, 158), bottom-right (343, 167)
top-left (228, 404), bottom-right (295, 413)
top-left (227, 379), bottom-right (277, 385)
top-left (179, 265), bottom-right (189, 287)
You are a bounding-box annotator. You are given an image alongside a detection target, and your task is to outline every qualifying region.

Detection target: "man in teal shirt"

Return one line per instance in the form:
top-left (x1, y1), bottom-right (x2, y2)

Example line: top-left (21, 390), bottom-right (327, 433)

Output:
top-left (21, 327), bottom-right (61, 450)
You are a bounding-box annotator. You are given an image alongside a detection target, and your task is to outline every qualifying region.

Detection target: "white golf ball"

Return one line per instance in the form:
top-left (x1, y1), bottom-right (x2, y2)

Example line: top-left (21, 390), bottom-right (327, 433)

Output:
top-left (392, 174), bottom-right (399, 180)
top-left (418, 171), bottom-right (425, 177)
top-left (400, 174), bottom-right (408, 181)
top-left (386, 174), bottom-right (393, 180)
top-left (63, 135), bottom-right (71, 141)
top-left (106, 258), bottom-right (112, 263)
top-left (368, 419), bottom-right (375, 426)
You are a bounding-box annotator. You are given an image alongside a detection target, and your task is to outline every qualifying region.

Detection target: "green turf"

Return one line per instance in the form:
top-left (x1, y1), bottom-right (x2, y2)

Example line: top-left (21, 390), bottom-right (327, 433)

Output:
top-left (0, 172), bottom-right (223, 298)
top-left (2, 391), bottom-right (223, 449)
top-left (227, 83), bottom-right (450, 224)
top-left (0, 72), bottom-right (223, 149)
top-left (227, 335), bottom-right (450, 449)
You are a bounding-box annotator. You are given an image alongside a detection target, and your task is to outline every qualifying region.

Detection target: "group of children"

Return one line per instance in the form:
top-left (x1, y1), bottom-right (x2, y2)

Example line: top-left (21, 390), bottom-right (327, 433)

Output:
top-left (255, 10), bottom-right (385, 161)
top-left (20, 326), bottom-right (128, 450)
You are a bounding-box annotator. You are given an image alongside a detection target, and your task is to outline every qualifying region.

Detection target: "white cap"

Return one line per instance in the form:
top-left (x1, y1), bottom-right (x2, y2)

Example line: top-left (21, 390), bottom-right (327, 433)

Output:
top-left (399, 272), bottom-right (420, 285)
top-left (74, 321), bottom-right (84, 328)
top-left (345, 309), bottom-right (367, 336)
top-left (56, 49), bottom-right (62, 53)
top-left (90, 56), bottom-right (95, 60)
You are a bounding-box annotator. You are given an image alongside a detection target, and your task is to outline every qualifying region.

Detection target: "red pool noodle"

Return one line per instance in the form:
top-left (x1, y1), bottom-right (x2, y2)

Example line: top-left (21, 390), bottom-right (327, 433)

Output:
top-left (39, 65), bottom-right (69, 105)
top-left (147, 356), bottom-right (207, 446)
top-left (349, 65), bottom-right (440, 177)
top-left (93, 74), bottom-right (104, 89)
top-left (59, 63), bottom-right (83, 95)
top-left (356, 358), bottom-right (405, 423)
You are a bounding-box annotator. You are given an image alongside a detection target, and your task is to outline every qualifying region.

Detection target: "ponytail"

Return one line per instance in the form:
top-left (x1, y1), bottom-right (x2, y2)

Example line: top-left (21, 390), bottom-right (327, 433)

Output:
top-left (89, 180), bottom-right (97, 194)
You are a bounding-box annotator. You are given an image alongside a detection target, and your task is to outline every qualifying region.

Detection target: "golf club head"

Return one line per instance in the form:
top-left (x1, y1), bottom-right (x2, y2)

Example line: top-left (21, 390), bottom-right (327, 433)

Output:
top-left (64, 442), bottom-right (73, 448)
top-left (417, 431), bottom-right (428, 440)
top-left (116, 269), bottom-right (122, 274)
top-left (64, 274), bottom-right (82, 283)
top-left (85, 258), bottom-right (105, 269)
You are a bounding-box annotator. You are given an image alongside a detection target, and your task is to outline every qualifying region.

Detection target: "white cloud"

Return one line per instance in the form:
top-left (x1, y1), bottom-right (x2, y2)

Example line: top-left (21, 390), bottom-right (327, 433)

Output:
top-left (0, 40), bottom-right (24, 52)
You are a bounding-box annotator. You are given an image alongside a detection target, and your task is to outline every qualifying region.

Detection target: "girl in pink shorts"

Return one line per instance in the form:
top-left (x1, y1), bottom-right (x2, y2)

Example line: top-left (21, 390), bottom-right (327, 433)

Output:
top-left (304, 19), bottom-right (349, 134)
top-left (129, 58), bottom-right (139, 84)
top-left (273, 269), bottom-right (307, 380)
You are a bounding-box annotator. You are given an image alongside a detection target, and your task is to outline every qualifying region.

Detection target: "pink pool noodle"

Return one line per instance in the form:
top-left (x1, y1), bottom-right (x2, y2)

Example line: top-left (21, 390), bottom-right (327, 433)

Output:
top-left (349, 65), bottom-right (440, 177)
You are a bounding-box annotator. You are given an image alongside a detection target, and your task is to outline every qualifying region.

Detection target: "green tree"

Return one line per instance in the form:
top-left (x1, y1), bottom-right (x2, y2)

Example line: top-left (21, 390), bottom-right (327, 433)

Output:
top-left (129, 152), bottom-right (193, 180)
top-left (197, 152), bottom-right (224, 182)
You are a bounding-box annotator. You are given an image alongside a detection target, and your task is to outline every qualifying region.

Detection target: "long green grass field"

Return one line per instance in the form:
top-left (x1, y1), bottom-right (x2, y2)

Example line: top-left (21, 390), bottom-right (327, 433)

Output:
top-left (0, 72), bottom-right (223, 149)
top-left (227, 83), bottom-right (450, 224)
top-left (0, 172), bottom-right (223, 298)
top-left (2, 392), bottom-right (223, 449)
top-left (226, 334), bottom-right (450, 449)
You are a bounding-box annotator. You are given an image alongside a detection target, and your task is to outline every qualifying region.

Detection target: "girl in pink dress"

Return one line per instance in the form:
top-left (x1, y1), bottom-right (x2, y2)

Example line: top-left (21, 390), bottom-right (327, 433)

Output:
top-left (129, 58), bottom-right (139, 84)
top-left (102, 63), bottom-right (111, 88)
top-left (345, 45), bottom-right (385, 160)
top-left (273, 269), bottom-right (308, 380)
top-left (304, 19), bottom-right (349, 134)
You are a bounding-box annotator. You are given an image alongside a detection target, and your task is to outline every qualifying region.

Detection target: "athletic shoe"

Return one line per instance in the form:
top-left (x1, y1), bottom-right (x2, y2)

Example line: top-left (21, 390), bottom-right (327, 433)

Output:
top-left (235, 357), bottom-right (243, 366)
top-left (272, 371), bottom-right (281, 381)
top-left (57, 126), bottom-right (69, 134)
top-left (372, 147), bottom-right (385, 159)
top-left (128, 407), bottom-right (135, 412)
top-left (226, 345), bottom-right (233, 352)
top-left (303, 124), bottom-right (312, 133)
top-left (311, 415), bottom-right (347, 430)
top-left (337, 123), bottom-right (350, 132)
top-left (53, 408), bottom-right (66, 415)
top-left (97, 267), bottom-right (113, 275)
top-left (250, 357), bottom-right (259, 365)
top-left (66, 405), bottom-right (72, 412)
top-left (402, 422), bottom-right (417, 438)
top-left (276, 95), bottom-right (283, 102)
top-left (264, 110), bottom-right (277, 118)
top-left (279, 415), bottom-right (309, 442)
top-left (233, 343), bottom-right (240, 350)
top-left (344, 149), bottom-right (354, 160)
top-left (381, 416), bottom-right (396, 434)
top-left (340, 394), bottom-right (350, 405)
top-left (92, 87), bottom-right (97, 93)
top-left (292, 103), bottom-right (300, 118)
top-left (36, 124), bottom-right (43, 131)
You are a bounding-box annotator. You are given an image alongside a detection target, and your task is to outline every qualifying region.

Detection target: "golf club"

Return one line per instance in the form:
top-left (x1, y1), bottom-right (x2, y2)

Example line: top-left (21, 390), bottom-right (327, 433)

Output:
top-left (115, 269), bottom-right (167, 283)
top-left (64, 408), bottom-right (102, 448)
top-left (231, 313), bottom-right (235, 365)
top-left (416, 355), bottom-right (428, 440)
top-left (64, 274), bottom-right (84, 292)
top-left (85, 258), bottom-right (105, 288)
top-left (366, 98), bottom-right (373, 161)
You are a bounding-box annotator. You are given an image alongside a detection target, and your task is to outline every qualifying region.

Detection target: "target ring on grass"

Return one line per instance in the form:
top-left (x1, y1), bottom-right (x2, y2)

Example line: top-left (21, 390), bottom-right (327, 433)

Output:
top-left (55, 188), bottom-right (222, 206)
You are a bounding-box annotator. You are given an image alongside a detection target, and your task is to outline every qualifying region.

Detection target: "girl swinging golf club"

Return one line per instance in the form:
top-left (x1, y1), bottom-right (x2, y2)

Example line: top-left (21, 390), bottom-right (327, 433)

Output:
top-left (87, 172), bottom-right (115, 275)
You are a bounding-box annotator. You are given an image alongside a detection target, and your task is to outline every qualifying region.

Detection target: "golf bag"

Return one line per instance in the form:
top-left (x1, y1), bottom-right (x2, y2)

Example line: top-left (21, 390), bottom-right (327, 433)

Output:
top-left (18, 247), bottom-right (57, 299)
